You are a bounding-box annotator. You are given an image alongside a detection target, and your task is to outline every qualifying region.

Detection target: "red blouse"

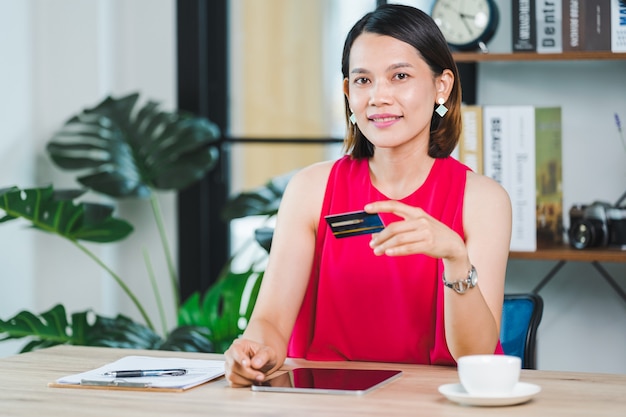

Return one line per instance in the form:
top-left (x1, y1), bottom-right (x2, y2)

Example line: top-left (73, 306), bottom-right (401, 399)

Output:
top-left (288, 155), bottom-right (499, 365)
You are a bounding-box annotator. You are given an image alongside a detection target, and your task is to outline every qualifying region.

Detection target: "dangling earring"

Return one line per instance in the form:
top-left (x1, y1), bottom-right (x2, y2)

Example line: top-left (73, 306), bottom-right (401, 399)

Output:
top-left (435, 98), bottom-right (448, 117)
top-left (349, 112), bottom-right (357, 124)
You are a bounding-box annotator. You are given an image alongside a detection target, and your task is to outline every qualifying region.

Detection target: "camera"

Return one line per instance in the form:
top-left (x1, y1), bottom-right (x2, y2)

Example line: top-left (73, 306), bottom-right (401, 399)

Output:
top-left (568, 201), bottom-right (626, 249)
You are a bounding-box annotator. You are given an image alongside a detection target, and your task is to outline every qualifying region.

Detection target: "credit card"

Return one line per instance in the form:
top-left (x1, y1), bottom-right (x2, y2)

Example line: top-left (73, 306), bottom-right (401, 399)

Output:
top-left (325, 210), bottom-right (384, 238)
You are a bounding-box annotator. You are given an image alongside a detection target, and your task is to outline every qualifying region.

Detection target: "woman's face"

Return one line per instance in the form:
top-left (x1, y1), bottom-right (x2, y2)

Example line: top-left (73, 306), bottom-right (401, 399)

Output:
top-left (344, 33), bottom-right (444, 152)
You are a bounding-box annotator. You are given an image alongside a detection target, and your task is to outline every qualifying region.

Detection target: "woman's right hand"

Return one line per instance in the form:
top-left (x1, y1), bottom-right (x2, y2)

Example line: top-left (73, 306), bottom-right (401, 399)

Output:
top-left (224, 338), bottom-right (279, 387)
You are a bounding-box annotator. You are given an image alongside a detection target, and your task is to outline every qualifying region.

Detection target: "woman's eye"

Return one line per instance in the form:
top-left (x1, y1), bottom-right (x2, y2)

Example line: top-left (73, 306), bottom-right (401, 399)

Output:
top-left (354, 77), bottom-right (369, 85)
top-left (395, 73), bottom-right (408, 80)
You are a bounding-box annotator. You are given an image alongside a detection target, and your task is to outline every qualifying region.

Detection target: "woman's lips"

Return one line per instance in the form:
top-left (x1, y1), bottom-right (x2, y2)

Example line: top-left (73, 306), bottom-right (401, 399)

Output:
top-left (368, 114), bottom-right (401, 128)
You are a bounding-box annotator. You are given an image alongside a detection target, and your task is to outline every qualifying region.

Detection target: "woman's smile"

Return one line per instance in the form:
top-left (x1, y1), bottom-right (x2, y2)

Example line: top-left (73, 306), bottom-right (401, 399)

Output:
top-left (368, 113), bottom-right (402, 128)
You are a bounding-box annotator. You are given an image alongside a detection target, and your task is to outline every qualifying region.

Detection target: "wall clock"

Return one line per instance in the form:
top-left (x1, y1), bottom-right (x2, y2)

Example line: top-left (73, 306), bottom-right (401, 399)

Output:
top-left (431, 0), bottom-right (499, 52)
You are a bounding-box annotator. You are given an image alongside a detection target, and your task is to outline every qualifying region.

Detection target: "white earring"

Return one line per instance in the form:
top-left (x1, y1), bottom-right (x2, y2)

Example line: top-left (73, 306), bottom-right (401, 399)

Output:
top-left (435, 98), bottom-right (448, 117)
top-left (349, 112), bottom-right (357, 124)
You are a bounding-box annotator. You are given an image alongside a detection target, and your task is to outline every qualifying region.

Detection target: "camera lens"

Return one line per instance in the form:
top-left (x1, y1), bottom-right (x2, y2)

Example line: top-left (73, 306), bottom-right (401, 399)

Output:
top-left (569, 220), bottom-right (601, 249)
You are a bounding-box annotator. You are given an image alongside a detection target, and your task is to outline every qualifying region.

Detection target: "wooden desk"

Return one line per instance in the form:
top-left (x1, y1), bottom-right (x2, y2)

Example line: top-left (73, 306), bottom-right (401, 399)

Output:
top-left (1, 345), bottom-right (625, 416)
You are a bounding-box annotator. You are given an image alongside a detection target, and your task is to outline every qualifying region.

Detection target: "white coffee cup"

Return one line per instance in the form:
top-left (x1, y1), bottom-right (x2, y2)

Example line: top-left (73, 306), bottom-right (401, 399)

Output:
top-left (457, 354), bottom-right (521, 396)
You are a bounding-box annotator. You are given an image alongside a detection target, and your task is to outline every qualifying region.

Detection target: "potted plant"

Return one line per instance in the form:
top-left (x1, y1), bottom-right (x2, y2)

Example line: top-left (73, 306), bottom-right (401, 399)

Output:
top-left (0, 92), bottom-right (266, 353)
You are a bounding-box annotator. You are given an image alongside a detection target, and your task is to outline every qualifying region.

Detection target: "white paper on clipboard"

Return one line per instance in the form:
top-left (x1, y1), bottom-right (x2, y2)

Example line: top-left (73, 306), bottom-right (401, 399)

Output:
top-left (54, 355), bottom-right (225, 390)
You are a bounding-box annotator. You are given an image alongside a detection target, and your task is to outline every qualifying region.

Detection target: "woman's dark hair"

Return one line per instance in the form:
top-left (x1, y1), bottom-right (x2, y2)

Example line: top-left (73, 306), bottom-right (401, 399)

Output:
top-left (341, 4), bottom-right (462, 158)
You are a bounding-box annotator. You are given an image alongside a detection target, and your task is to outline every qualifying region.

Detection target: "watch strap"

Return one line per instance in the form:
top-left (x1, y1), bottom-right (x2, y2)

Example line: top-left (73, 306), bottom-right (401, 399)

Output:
top-left (442, 265), bottom-right (477, 294)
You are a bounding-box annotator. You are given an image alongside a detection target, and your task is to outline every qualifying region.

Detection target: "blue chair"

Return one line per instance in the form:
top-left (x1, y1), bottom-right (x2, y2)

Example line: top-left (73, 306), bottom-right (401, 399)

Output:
top-left (500, 293), bottom-right (544, 369)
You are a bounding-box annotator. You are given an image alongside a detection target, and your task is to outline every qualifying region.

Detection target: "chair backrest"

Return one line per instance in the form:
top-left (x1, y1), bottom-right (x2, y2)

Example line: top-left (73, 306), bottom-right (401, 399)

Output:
top-left (500, 293), bottom-right (544, 369)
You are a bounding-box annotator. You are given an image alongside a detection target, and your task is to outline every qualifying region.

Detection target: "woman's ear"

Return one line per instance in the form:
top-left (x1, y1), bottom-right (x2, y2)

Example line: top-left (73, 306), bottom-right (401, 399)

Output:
top-left (437, 69), bottom-right (454, 101)
top-left (343, 77), bottom-right (350, 100)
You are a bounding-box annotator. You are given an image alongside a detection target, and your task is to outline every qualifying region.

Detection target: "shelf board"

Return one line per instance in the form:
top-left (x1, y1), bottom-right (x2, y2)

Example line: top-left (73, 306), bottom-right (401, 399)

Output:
top-left (510, 244), bottom-right (626, 263)
top-left (453, 51), bottom-right (626, 63)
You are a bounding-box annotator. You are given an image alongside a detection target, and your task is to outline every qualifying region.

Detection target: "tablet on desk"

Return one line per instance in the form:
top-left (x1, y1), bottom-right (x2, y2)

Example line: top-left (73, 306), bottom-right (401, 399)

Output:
top-left (251, 368), bottom-right (402, 395)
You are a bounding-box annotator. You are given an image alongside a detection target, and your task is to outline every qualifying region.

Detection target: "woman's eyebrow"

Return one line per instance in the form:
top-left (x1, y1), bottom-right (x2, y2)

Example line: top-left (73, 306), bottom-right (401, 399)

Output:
top-left (350, 67), bottom-right (369, 75)
top-left (350, 62), bottom-right (413, 75)
top-left (388, 62), bottom-right (413, 71)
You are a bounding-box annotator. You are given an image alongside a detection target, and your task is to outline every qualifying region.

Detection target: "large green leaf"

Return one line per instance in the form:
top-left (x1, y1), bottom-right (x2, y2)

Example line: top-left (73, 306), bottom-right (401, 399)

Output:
top-left (220, 170), bottom-right (296, 220)
top-left (178, 268), bottom-right (263, 353)
top-left (83, 313), bottom-right (163, 349)
top-left (0, 186), bottom-right (132, 243)
top-left (159, 326), bottom-right (214, 352)
top-left (0, 305), bottom-right (70, 346)
top-left (0, 305), bottom-right (216, 353)
top-left (47, 92), bottom-right (221, 198)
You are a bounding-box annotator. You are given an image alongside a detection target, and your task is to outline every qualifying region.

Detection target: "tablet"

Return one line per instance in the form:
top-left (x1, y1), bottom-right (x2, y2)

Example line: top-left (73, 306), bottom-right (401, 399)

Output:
top-left (251, 368), bottom-right (402, 395)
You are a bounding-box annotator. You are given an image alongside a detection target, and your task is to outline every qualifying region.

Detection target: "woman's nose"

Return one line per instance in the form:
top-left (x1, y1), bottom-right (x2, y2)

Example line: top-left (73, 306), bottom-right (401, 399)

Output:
top-left (368, 80), bottom-right (393, 106)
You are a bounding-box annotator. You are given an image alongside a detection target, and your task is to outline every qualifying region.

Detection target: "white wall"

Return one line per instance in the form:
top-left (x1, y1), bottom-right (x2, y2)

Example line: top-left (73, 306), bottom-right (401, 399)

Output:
top-left (0, 0), bottom-right (176, 356)
top-left (0, 0), bottom-right (36, 356)
top-left (483, 1), bottom-right (626, 374)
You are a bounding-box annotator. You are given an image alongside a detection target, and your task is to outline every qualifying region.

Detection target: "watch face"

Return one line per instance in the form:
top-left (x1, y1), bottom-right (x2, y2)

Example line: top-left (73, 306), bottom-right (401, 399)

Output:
top-left (431, 0), bottom-right (498, 50)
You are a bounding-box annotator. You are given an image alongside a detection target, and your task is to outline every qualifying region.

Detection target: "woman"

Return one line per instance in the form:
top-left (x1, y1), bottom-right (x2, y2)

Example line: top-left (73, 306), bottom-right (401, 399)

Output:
top-left (225, 4), bottom-right (511, 387)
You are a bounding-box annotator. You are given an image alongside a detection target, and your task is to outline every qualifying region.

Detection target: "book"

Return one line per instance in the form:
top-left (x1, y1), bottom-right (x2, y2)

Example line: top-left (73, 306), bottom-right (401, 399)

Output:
top-left (611, 0), bottom-right (626, 52)
top-left (483, 105), bottom-right (537, 252)
top-left (483, 106), bottom-right (510, 191)
top-left (563, 0), bottom-right (584, 51)
top-left (536, 0), bottom-right (563, 53)
top-left (535, 107), bottom-right (563, 245)
top-left (458, 105), bottom-right (483, 174)
top-left (51, 355), bottom-right (225, 392)
top-left (508, 106), bottom-right (537, 252)
top-left (584, 0), bottom-right (612, 51)
top-left (513, 0), bottom-right (537, 51)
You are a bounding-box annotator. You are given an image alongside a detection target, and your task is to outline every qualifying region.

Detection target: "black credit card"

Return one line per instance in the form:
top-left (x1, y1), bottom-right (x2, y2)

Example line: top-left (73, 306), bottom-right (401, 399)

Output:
top-left (325, 210), bottom-right (384, 238)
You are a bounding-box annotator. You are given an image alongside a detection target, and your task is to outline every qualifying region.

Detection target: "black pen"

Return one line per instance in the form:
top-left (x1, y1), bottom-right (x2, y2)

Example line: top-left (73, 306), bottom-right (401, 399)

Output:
top-left (103, 368), bottom-right (187, 378)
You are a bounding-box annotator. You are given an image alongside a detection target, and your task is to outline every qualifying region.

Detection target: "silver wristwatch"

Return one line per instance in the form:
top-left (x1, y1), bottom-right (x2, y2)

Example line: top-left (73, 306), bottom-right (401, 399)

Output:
top-left (442, 265), bottom-right (477, 294)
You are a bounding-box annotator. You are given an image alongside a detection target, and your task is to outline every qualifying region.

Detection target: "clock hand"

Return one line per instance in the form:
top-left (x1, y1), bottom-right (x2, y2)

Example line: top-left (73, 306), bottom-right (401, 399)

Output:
top-left (459, 13), bottom-right (475, 36)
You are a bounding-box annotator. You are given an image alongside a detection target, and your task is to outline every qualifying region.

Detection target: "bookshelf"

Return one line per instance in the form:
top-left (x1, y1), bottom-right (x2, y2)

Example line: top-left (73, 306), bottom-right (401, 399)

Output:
top-left (510, 245), bottom-right (626, 263)
top-left (453, 51), bottom-right (626, 63)
top-left (455, 52), bottom-right (626, 301)
top-left (510, 244), bottom-right (626, 305)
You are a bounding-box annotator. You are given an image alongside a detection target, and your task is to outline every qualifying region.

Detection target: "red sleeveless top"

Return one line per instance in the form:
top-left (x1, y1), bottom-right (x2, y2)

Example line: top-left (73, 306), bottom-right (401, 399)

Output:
top-left (287, 155), bottom-right (494, 365)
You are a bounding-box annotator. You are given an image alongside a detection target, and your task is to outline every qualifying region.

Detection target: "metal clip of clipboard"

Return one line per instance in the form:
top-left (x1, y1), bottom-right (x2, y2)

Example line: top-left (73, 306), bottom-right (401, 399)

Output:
top-left (80, 379), bottom-right (152, 388)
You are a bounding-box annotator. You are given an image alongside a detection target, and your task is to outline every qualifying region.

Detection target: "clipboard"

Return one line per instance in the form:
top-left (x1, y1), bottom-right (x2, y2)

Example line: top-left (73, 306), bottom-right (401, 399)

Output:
top-left (49, 355), bottom-right (225, 392)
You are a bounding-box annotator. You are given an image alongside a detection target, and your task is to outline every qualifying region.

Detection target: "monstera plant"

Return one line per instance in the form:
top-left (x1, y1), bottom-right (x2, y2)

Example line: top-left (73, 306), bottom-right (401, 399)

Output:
top-left (0, 93), bottom-right (232, 353)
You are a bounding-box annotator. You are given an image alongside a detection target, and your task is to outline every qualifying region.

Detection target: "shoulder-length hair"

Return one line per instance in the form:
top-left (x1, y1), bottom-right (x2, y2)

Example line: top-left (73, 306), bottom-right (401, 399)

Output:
top-left (341, 4), bottom-right (462, 159)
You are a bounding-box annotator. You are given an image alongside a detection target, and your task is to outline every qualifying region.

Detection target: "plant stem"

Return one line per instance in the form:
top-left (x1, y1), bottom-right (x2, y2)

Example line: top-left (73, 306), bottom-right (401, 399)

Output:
top-left (72, 240), bottom-right (155, 331)
top-left (143, 248), bottom-right (168, 336)
top-left (149, 193), bottom-right (180, 308)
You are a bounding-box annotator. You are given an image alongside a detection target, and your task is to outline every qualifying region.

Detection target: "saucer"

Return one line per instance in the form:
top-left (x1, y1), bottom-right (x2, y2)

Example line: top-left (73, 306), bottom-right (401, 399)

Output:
top-left (438, 382), bottom-right (541, 407)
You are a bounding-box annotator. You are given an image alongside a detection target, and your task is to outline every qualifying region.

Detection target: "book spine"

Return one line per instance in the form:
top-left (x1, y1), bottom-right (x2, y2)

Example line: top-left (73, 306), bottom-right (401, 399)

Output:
top-left (563, 0), bottom-right (584, 51)
top-left (536, 0), bottom-right (564, 53)
top-left (483, 106), bottom-right (517, 251)
top-left (483, 106), bottom-right (509, 189)
top-left (509, 106), bottom-right (537, 252)
top-left (584, 0), bottom-right (612, 50)
top-left (459, 105), bottom-right (483, 174)
top-left (535, 107), bottom-right (564, 246)
top-left (513, 0), bottom-right (537, 51)
top-left (611, 0), bottom-right (626, 52)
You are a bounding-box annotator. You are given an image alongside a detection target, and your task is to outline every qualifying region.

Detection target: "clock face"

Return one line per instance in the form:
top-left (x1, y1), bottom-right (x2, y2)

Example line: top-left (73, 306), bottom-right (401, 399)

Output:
top-left (431, 0), bottom-right (498, 49)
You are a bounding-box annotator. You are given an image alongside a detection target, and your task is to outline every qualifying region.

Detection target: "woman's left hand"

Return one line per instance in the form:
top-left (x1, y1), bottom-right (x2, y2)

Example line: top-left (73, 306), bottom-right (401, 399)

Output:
top-left (364, 200), bottom-right (466, 261)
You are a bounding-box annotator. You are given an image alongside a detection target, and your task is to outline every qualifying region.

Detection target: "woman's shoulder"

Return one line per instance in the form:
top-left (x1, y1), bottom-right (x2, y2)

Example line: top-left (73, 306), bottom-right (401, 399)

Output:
top-left (464, 171), bottom-right (512, 211)
top-left (281, 159), bottom-right (337, 210)
top-left (288, 159), bottom-right (336, 188)
top-left (278, 159), bottom-right (340, 231)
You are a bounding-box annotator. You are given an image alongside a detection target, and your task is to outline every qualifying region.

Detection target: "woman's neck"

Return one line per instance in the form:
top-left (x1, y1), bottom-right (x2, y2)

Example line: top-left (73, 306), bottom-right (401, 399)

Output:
top-left (368, 147), bottom-right (436, 200)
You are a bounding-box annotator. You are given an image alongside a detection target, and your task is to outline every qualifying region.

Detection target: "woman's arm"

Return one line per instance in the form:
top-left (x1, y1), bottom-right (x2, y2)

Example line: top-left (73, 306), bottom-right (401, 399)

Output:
top-left (443, 171), bottom-right (512, 358)
top-left (224, 161), bottom-right (331, 387)
top-left (364, 171), bottom-right (511, 360)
